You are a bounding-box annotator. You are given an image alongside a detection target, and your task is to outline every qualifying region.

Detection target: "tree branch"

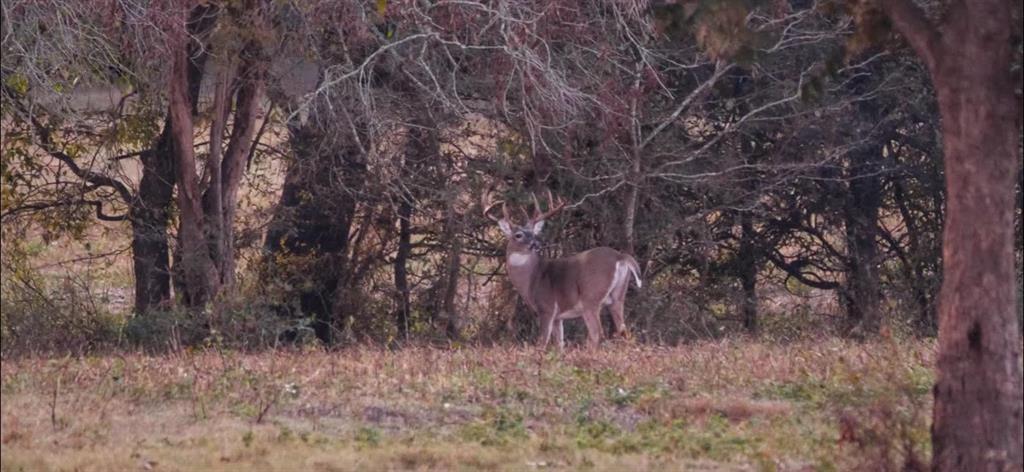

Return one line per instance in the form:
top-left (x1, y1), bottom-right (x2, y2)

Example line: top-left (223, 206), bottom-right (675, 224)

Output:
top-left (4, 86), bottom-right (134, 206)
top-left (766, 250), bottom-right (841, 290)
top-left (640, 61), bottom-right (732, 150)
top-left (85, 200), bottom-right (129, 221)
top-left (1, 199), bottom-right (128, 222)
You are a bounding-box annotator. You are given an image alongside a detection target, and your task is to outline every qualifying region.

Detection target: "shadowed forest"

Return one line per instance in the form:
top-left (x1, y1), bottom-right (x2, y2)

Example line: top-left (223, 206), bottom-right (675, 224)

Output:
top-left (1, 0), bottom-right (1022, 470)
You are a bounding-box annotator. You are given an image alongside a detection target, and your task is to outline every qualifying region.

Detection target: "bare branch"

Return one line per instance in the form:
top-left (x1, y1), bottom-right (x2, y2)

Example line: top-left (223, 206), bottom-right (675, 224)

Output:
top-left (4, 88), bottom-right (134, 206)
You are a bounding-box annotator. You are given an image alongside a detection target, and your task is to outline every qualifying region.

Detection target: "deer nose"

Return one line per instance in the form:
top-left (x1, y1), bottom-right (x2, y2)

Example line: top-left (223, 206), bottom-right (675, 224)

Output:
top-left (529, 240), bottom-right (541, 252)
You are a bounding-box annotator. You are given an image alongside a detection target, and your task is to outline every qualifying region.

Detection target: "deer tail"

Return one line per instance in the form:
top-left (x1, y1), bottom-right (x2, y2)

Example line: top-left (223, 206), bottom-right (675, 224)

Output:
top-left (622, 255), bottom-right (642, 288)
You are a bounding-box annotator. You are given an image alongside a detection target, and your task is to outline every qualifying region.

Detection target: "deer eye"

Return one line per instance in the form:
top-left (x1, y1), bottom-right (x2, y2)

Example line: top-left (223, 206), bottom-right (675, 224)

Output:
top-left (514, 232), bottom-right (524, 240)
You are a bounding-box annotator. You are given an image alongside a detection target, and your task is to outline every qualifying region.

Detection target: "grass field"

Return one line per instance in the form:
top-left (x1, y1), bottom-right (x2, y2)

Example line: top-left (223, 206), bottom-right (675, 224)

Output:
top-left (0, 339), bottom-right (934, 471)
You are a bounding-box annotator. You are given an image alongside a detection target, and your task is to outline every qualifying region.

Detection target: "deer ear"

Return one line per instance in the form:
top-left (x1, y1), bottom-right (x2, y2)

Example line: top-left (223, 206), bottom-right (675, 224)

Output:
top-left (531, 219), bottom-right (545, 234)
top-left (498, 219), bottom-right (514, 236)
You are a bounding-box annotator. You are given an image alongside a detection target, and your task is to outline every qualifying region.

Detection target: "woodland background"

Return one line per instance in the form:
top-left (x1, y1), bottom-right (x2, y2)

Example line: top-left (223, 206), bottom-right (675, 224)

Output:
top-left (5, 0), bottom-right (1018, 352)
top-left (2, 1), bottom-right (1023, 470)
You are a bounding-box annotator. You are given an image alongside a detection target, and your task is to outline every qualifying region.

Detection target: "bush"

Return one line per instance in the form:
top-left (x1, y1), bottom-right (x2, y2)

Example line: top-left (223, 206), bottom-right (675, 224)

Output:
top-left (1, 265), bottom-right (123, 357)
top-left (121, 307), bottom-right (203, 351)
top-left (122, 300), bottom-right (321, 352)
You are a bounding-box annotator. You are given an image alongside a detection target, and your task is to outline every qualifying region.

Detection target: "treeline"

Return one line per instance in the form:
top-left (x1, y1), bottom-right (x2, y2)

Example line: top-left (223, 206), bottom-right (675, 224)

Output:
top-left (1, 1), bottom-right (1020, 351)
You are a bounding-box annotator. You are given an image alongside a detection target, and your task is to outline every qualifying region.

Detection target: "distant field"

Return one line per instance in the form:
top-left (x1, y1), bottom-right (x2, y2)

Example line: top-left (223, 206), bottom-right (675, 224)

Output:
top-left (1, 340), bottom-right (934, 471)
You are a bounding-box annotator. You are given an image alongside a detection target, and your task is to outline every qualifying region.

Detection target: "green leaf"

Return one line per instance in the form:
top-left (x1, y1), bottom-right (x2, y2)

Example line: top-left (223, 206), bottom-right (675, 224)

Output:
top-left (4, 74), bottom-right (29, 95)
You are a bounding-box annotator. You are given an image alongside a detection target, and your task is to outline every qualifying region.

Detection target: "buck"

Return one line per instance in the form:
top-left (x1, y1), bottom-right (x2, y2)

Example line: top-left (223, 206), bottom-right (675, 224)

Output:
top-left (484, 191), bottom-right (642, 349)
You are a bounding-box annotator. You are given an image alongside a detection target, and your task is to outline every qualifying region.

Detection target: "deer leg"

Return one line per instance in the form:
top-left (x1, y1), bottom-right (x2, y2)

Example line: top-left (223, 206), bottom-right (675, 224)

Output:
top-left (582, 309), bottom-right (602, 348)
top-left (554, 319), bottom-right (565, 351)
top-left (538, 315), bottom-right (552, 350)
top-left (609, 280), bottom-right (631, 339)
top-left (609, 298), bottom-right (629, 339)
top-left (538, 306), bottom-right (558, 350)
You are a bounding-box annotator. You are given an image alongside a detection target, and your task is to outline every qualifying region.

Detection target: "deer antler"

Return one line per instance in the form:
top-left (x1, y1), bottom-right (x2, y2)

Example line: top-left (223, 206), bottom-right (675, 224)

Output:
top-left (481, 189), bottom-right (511, 223)
top-left (530, 189), bottom-right (566, 222)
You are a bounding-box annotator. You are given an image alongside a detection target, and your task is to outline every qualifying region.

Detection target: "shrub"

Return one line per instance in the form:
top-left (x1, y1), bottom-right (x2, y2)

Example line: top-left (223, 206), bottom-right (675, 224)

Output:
top-left (1, 253), bottom-right (123, 357)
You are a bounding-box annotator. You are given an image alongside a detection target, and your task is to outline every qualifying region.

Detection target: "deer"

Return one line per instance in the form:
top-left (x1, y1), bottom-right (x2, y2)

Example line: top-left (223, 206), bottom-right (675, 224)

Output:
top-left (483, 190), bottom-right (642, 349)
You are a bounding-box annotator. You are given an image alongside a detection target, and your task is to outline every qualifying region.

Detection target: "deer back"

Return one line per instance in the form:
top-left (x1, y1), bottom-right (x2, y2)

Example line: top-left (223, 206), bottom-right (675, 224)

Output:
top-left (531, 247), bottom-right (624, 315)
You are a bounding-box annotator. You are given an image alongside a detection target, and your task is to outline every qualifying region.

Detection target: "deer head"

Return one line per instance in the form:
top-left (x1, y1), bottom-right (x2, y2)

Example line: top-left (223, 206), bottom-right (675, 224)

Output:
top-left (484, 190), bottom-right (640, 350)
top-left (483, 189), bottom-right (565, 255)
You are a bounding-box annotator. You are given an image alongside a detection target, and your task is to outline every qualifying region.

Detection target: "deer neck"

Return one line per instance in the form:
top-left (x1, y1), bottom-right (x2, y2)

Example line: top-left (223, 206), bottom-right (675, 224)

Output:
top-left (506, 249), bottom-right (543, 305)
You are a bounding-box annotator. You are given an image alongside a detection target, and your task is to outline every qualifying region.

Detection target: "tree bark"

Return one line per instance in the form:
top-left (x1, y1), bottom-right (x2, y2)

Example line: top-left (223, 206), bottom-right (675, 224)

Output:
top-left (840, 66), bottom-right (885, 336)
top-left (930, 60), bottom-right (1023, 472)
top-left (882, 0), bottom-right (1023, 469)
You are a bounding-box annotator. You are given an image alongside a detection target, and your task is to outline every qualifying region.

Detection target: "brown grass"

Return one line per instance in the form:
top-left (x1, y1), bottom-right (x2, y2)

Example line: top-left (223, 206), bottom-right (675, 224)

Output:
top-left (1, 339), bottom-right (935, 471)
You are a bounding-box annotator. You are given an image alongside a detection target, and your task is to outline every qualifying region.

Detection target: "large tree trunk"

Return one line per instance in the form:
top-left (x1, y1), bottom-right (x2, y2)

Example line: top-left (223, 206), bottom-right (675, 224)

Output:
top-left (131, 4), bottom-right (217, 314)
top-left (883, 1), bottom-right (1023, 469)
top-left (930, 57), bottom-right (1023, 472)
top-left (169, 6), bottom-right (261, 309)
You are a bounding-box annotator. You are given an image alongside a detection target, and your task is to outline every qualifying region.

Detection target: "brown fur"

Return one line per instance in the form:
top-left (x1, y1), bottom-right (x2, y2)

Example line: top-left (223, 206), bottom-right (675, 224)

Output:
top-left (499, 222), bottom-right (640, 349)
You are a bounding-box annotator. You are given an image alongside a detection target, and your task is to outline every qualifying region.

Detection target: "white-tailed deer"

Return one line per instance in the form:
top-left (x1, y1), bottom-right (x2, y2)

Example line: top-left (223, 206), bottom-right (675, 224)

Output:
top-left (484, 190), bottom-right (641, 349)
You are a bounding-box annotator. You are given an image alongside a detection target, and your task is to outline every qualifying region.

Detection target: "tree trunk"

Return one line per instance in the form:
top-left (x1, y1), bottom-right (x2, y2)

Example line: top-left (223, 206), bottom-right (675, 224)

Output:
top-left (217, 46), bottom-right (266, 289)
top-left (738, 212), bottom-right (758, 333)
top-left (442, 210), bottom-right (463, 340)
top-left (132, 136), bottom-right (175, 313)
top-left (131, 4), bottom-right (217, 314)
top-left (394, 198), bottom-right (412, 341)
top-left (883, 1), bottom-right (1023, 469)
top-left (202, 66), bottom-right (232, 291)
top-left (167, 21), bottom-right (217, 310)
top-left (843, 145), bottom-right (883, 336)
top-left (931, 58), bottom-right (1023, 472)
top-left (623, 156), bottom-right (642, 255)
top-left (623, 58), bottom-right (644, 255)
top-left (736, 122), bottom-right (762, 334)
top-left (264, 120), bottom-right (365, 345)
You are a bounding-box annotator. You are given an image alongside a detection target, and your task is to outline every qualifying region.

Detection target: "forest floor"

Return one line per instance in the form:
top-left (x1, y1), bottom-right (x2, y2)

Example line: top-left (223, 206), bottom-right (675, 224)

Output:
top-left (0, 340), bottom-right (934, 471)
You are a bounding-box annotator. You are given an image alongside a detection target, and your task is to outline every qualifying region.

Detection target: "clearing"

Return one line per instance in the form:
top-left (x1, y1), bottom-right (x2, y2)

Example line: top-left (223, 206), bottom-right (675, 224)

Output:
top-left (1, 340), bottom-right (934, 471)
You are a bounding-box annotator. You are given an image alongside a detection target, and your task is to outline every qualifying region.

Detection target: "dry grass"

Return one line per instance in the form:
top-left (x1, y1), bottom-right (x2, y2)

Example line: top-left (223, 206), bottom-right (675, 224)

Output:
top-left (1, 339), bottom-right (934, 471)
